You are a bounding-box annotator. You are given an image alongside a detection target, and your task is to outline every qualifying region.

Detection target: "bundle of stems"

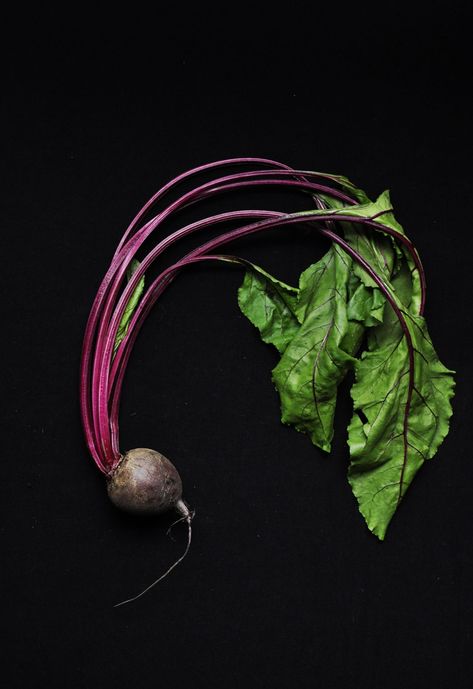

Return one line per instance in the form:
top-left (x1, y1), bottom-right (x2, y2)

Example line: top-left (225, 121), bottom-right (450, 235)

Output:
top-left (80, 157), bottom-right (425, 475)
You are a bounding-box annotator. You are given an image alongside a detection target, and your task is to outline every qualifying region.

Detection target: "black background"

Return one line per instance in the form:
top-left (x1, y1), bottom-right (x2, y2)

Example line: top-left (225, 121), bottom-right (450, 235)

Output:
top-left (2, 6), bottom-right (472, 688)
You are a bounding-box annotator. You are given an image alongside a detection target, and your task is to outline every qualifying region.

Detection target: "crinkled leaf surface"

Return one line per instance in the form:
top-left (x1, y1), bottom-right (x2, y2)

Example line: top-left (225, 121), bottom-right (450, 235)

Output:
top-left (347, 264), bottom-right (455, 539)
top-left (238, 191), bottom-right (398, 454)
top-left (332, 190), bottom-right (423, 313)
top-left (318, 190), bottom-right (399, 327)
top-left (236, 188), bottom-right (454, 540)
top-left (113, 259), bottom-right (145, 355)
top-left (237, 262), bottom-right (299, 353)
top-left (272, 246), bottom-right (364, 452)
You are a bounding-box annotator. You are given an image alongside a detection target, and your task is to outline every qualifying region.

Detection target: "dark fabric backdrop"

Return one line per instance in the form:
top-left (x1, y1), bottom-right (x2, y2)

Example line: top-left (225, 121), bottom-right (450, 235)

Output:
top-left (1, 6), bottom-right (472, 688)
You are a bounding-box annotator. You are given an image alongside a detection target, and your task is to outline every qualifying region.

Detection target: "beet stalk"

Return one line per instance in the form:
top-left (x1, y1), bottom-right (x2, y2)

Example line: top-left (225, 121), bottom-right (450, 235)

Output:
top-left (80, 158), bottom-right (430, 604)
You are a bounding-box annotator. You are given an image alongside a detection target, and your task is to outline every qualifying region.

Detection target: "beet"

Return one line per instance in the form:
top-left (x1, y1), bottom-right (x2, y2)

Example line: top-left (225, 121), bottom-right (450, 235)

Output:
top-left (107, 448), bottom-right (186, 516)
top-left (107, 448), bottom-right (192, 607)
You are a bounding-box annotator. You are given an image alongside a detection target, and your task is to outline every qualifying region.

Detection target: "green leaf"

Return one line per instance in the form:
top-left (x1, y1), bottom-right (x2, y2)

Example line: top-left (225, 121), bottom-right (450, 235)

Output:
top-left (334, 191), bottom-right (423, 312)
top-left (343, 222), bottom-right (397, 326)
top-left (237, 188), bottom-right (396, 454)
top-left (347, 281), bottom-right (386, 327)
top-left (316, 173), bottom-right (371, 204)
top-left (318, 190), bottom-right (398, 327)
top-left (347, 264), bottom-right (455, 539)
top-left (113, 259), bottom-right (145, 355)
top-left (233, 184), bottom-right (454, 541)
top-left (237, 262), bottom-right (299, 354)
top-left (272, 246), bottom-right (364, 452)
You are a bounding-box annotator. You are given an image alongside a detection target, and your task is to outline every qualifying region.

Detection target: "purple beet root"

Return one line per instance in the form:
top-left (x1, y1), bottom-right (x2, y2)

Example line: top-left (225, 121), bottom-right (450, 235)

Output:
top-left (107, 448), bottom-right (192, 607)
top-left (107, 447), bottom-right (187, 517)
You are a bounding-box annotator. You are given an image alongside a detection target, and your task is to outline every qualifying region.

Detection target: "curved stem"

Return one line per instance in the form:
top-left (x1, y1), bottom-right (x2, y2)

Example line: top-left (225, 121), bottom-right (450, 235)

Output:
top-left (81, 163), bottom-right (355, 467)
top-left (91, 175), bottom-right (358, 464)
top-left (107, 212), bottom-right (418, 462)
top-left (82, 162), bottom-right (425, 472)
top-left (97, 201), bottom-right (424, 465)
top-left (81, 158), bottom-right (304, 467)
top-left (113, 156), bottom-right (326, 256)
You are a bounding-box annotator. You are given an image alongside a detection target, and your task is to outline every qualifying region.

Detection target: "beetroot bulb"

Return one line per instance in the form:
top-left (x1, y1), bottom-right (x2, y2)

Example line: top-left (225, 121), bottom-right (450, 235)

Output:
top-left (108, 448), bottom-right (193, 607)
top-left (107, 448), bottom-right (186, 517)
top-left (80, 158), bottom-right (429, 605)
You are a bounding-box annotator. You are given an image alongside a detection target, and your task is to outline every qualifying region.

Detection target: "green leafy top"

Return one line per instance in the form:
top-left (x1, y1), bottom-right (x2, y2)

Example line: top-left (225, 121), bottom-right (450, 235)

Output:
top-left (237, 186), bottom-right (454, 539)
top-left (113, 259), bottom-right (145, 356)
top-left (347, 262), bottom-right (454, 538)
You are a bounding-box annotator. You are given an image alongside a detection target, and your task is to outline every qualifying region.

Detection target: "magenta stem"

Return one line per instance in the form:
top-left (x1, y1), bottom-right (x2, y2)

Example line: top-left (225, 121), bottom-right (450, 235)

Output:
top-left (106, 211), bottom-right (419, 464)
top-left (81, 158), bottom-right (307, 467)
top-left (113, 157), bottom-right (320, 257)
top-left (96, 189), bottom-right (424, 465)
top-left (82, 164), bottom-right (357, 466)
top-left (80, 159), bottom-right (424, 474)
top-left (91, 174), bottom-right (359, 464)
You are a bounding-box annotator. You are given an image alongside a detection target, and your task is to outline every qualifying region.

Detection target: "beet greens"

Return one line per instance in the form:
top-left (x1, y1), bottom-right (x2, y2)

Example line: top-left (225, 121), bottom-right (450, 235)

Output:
top-left (80, 157), bottom-right (454, 598)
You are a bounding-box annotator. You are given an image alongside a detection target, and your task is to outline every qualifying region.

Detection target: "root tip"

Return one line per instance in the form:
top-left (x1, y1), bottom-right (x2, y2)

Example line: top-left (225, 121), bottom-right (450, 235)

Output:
top-left (113, 499), bottom-right (194, 608)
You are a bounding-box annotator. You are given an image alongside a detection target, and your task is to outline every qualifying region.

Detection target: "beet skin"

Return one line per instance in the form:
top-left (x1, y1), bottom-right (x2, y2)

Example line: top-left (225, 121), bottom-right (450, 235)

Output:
top-left (107, 448), bottom-right (183, 515)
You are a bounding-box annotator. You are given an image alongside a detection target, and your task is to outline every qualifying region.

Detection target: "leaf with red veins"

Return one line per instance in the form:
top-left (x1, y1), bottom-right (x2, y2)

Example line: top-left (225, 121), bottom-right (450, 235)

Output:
top-left (272, 246), bottom-right (364, 452)
top-left (348, 263), bottom-right (455, 539)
